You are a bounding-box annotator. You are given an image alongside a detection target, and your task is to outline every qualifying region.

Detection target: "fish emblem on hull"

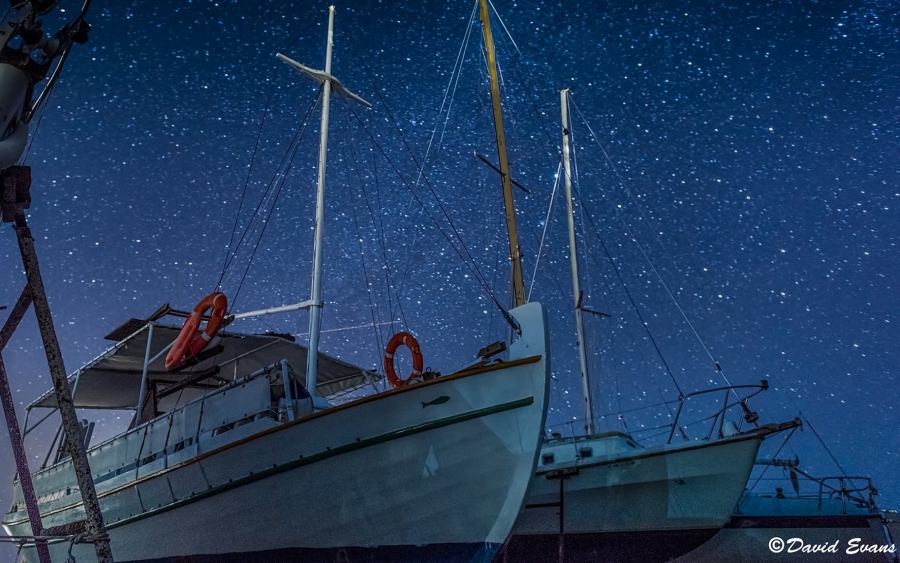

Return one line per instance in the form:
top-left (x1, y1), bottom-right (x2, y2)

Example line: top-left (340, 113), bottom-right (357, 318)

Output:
top-left (421, 396), bottom-right (450, 408)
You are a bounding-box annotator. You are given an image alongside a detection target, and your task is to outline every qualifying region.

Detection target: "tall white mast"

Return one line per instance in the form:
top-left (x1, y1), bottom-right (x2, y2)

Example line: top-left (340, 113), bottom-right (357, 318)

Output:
top-left (305, 6), bottom-right (335, 394)
top-left (277, 6), bottom-right (369, 395)
top-left (561, 88), bottom-right (594, 436)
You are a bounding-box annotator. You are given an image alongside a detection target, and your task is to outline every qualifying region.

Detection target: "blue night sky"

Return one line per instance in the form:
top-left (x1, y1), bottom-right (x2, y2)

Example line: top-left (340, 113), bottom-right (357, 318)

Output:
top-left (1, 0), bottom-right (898, 556)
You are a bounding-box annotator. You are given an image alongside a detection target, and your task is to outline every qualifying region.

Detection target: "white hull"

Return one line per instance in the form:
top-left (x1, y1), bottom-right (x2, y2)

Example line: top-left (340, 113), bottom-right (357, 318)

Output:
top-left (519, 434), bottom-right (761, 533)
top-left (673, 518), bottom-right (895, 563)
top-left (504, 433), bottom-right (762, 562)
top-left (674, 498), bottom-right (898, 563)
top-left (5, 304), bottom-right (551, 563)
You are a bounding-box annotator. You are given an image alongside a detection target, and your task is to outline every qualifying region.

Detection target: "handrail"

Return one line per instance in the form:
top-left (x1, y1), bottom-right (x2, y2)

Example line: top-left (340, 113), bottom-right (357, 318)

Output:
top-left (543, 381), bottom-right (771, 447)
top-left (816, 475), bottom-right (877, 515)
top-left (666, 381), bottom-right (769, 444)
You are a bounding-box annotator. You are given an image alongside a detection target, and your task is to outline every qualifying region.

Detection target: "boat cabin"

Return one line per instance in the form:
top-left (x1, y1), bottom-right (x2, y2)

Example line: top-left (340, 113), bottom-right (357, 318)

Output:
top-left (11, 315), bottom-right (376, 516)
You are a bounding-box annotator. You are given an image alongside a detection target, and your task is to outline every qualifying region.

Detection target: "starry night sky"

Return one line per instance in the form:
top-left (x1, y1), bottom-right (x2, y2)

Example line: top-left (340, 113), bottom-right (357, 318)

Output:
top-left (1, 0), bottom-right (898, 554)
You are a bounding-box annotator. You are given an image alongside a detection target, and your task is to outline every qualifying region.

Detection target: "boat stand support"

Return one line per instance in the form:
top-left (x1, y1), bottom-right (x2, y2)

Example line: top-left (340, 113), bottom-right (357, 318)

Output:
top-left (0, 166), bottom-right (115, 562)
top-left (0, 291), bottom-right (50, 562)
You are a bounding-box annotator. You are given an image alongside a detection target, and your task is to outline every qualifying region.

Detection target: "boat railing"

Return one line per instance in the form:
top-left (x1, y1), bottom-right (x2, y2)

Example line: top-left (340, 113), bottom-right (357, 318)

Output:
top-left (22, 360), bottom-right (300, 508)
top-left (817, 475), bottom-right (878, 515)
top-left (666, 381), bottom-right (769, 444)
top-left (543, 381), bottom-right (770, 448)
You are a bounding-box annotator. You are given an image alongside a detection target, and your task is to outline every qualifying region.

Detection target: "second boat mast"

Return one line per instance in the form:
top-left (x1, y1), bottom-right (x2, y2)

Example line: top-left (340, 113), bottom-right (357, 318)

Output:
top-left (561, 88), bottom-right (595, 435)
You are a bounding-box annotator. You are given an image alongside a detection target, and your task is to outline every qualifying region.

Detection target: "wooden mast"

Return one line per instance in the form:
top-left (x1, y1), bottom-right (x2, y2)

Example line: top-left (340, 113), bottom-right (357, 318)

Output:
top-left (478, 0), bottom-right (526, 308)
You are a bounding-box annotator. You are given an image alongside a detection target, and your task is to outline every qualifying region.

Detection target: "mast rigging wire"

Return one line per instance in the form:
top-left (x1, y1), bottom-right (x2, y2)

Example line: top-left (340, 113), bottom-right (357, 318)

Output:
top-left (569, 179), bottom-right (684, 399)
top-left (339, 95), bottom-right (515, 329)
top-left (565, 98), bottom-right (849, 470)
top-left (346, 148), bottom-right (389, 358)
top-left (337, 24), bottom-right (520, 331)
top-left (344, 123), bottom-right (408, 353)
top-left (386, 2), bottom-right (479, 309)
top-left (568, 94), bottom-right (733, 388)
top-left (568, 112), bottom-right (676, 425)
top-left (217, 22), bottom-right (318, 291)
top-left (527, 161), bottom-right (561, 301)
top-left (228, 87), bottom-right (322, 306)
top-left (352, 130), bottom-right (409, 333)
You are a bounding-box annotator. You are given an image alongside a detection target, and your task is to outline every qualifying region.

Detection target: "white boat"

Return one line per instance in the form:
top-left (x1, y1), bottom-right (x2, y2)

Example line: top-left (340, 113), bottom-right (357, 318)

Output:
top-left (501, 89), bottom-right (799, 563)
top-left (673, 462), bottom-right (898, 563)
top-left (3, 4), bottom-right (551, 562)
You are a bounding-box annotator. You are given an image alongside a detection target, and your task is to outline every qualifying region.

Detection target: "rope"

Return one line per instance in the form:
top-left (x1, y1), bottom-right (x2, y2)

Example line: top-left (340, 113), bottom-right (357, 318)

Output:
top-left (568, 112), bottom-right (679, 426)
top-left (485, 0), bottom-right (561, 171)
top-left (351, 129), bottom-right (408, 331)
top-left (380, 3), bottom-right (478, 308)
top-left (413, 1), bottom-right (478, 176)
top-left (566, 95), bottom-right (850, 473)
top-left (803, 415), bottom-right (848, 476)
top-left (223, 86), bottom-right (320, 280)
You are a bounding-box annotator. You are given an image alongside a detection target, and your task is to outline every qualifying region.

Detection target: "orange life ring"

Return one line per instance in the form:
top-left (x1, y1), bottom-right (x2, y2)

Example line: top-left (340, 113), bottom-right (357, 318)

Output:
top-left (384, 332), bottom-right (424, 389)
top-left (165, 292), bottom-right (228, 370)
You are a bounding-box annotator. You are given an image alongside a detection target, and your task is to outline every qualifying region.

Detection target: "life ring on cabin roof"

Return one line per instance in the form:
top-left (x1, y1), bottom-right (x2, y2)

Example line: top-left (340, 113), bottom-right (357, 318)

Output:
top-left (384, 332), bottom-right (424, 389)
top-left (165, 292), bottom-right (228, 371)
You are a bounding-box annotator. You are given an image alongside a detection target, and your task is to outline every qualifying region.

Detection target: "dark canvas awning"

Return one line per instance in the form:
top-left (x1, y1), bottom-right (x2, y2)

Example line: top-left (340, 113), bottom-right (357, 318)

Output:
top-left (29, 322), bottom-right (377, 410)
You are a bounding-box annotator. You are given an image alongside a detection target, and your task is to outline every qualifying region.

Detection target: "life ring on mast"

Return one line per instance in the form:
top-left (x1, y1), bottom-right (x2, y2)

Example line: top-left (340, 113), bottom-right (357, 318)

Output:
top-left (384, 332), bottom-right (424, 389)
top-left (165, 292), bottom-right (228, 370)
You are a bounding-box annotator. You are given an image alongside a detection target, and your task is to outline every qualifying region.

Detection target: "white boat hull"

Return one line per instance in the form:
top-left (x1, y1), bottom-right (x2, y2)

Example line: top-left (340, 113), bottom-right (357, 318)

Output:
top-left (504, 433), bottom-right (762, 562)
top-left (674, 513), bottom-right (896, 562)
top-left (670, 491), bottom-right (898, 563)
top-left (5, 304), bottom-right (551, 563)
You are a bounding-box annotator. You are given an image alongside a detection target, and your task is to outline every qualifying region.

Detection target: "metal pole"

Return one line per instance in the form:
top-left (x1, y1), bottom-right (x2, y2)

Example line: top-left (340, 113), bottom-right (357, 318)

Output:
top-left (560, 89), bottom-right (594, 436)
top-left (0, 356), bottom-right (51, 563)
top-left (305, 5), bottom-right (336, 394)
top-left (558, 477), bottom-right (565, 563)
top-left (0, 281), bottom-right (50, 561)
top-left (136, 323), bottom-right (154, 425)
top-left (14, 215), bottom-right (114, 562)
top-left (0, 288), bottom-right (32, 350)
top-left (280, 360), bottom-right (295, 422)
